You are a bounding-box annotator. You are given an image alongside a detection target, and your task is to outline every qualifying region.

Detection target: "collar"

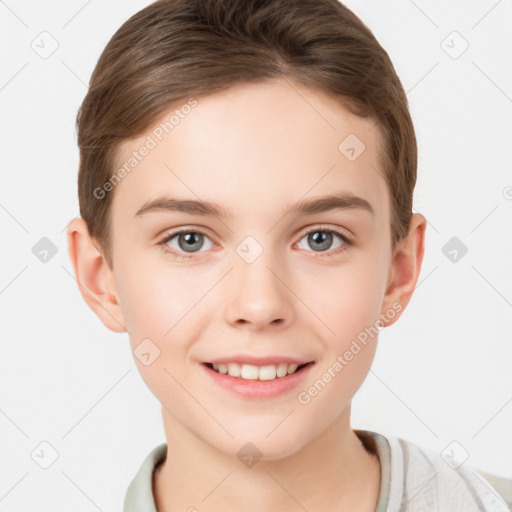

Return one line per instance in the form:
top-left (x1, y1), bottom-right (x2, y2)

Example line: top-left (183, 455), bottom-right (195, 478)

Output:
top-left (123, 429), bottom-right (391, 512)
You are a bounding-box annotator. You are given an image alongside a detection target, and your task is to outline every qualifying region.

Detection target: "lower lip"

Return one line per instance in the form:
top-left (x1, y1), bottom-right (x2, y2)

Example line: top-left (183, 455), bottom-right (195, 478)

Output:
top-left (200, 362), bottom-right (315, 399)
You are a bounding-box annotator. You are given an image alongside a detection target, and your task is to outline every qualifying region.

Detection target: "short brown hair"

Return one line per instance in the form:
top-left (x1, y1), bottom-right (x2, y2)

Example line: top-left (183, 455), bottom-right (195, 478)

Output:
top-left (76, 0), bottom-right (417, 269)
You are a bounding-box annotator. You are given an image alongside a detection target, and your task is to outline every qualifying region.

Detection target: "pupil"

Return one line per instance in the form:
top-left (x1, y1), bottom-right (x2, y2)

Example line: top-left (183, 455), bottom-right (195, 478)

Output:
top-left (179, 232), bottom-right (203, 252)
top-left (309, 231), bottom-right (332, 251)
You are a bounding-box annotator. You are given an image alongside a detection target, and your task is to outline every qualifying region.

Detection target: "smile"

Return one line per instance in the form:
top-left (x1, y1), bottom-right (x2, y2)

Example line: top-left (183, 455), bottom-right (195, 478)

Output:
top-left (205, 361), bottom-right (313, 381)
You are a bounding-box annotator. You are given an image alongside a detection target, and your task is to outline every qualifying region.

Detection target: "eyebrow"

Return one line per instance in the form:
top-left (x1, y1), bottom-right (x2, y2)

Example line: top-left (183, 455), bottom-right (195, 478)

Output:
top-left (134, 192), bottom-right (374, 219)
top-left (288, 193), bottom-right (374, 217)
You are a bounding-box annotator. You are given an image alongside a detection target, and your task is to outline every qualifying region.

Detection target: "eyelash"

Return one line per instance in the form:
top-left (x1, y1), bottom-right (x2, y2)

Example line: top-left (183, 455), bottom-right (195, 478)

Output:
top-left (157, 226), bottom-right (354, 260)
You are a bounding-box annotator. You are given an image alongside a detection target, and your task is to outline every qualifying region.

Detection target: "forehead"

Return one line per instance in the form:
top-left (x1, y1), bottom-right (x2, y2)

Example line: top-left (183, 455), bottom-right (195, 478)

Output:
top-left (110, 78), bottom-right (388, 224)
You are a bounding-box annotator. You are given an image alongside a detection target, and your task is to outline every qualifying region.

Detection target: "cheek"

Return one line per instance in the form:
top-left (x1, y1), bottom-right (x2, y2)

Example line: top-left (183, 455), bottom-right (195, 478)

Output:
top-left (335, 282), bottom-right (383, 342)
top-left (297, 253), bottom-right (387, 347)
top-left (297, 266), bottom-right (384, 420)
top-left (113, 260), bottom-right (203, 404)
top-left (319, 291), bottom-right (382, 388)
top-left (114, 257), bottom-right (194, 343)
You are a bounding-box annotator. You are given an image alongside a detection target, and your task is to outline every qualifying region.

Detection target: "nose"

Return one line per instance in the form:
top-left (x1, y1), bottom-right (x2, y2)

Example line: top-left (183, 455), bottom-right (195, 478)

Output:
top-left (224, 249), bottom-right (295, 331)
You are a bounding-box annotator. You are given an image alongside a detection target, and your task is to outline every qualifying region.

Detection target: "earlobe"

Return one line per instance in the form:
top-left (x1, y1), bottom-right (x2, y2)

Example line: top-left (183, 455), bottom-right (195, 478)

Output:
top-left (379, 213), bottom-right (427, 327)
top-left (66, 218), bottom-right (127, 333)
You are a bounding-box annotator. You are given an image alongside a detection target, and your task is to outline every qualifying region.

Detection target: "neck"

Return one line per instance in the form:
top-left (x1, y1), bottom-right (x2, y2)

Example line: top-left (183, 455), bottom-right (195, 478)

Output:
top-left (153, 407), bottom-right (381, 512)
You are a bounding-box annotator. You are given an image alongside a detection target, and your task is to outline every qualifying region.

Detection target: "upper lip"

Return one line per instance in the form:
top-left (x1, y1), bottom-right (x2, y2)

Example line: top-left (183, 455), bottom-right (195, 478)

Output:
top-left (204, 355), bottom-right (315, 366)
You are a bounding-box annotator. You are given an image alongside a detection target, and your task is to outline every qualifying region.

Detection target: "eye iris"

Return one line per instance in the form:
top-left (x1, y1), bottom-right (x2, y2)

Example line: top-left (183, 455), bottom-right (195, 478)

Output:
top-left (308, 231), bottom-right (332, 251)
top-left (179, 232), bottom-right (203, 252)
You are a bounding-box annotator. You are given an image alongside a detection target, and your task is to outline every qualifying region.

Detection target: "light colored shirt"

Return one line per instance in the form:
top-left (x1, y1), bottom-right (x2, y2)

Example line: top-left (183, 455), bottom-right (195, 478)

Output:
top-left (124, 429), bottom-right (512, 511)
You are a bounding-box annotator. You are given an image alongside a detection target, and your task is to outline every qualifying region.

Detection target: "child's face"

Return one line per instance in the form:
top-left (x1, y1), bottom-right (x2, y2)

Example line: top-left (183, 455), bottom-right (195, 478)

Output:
top-left (77, 78), bottom-right (423, 459)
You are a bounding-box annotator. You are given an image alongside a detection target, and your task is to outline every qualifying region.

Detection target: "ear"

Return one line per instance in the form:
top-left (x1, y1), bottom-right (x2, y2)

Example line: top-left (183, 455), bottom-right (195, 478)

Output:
top-left (379, 213), bottom-right (427, 327)
top-left (66, 217), bottom-right (127, 333)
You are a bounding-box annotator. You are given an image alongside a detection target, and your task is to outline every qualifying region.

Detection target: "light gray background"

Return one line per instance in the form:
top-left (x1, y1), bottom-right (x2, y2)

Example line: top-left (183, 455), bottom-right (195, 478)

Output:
top-left (1, 0), bottom-right (511, 510)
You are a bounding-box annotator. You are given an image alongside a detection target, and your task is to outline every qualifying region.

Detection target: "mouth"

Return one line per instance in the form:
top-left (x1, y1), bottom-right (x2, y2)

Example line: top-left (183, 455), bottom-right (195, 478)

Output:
top-left (200, 360), bottom-right (315, 399)
top-left (202, 361), bottom-right (315, 381)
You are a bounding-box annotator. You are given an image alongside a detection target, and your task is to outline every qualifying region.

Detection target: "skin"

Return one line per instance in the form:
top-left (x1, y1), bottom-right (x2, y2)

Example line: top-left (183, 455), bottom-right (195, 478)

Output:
top-left (67, 78), bottom-right (426, 511)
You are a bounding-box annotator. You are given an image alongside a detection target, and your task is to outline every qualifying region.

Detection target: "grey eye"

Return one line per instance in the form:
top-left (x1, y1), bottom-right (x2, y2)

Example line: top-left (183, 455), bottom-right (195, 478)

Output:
top-left (166, 231), bottom-right (214, 253)
top-left (297, 230), bottom-right (344, 252)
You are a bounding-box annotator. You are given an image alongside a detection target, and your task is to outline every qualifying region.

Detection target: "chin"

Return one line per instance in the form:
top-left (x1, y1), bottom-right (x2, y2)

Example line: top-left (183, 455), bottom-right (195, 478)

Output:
top-left (210, 426), bottom-right (309, 463)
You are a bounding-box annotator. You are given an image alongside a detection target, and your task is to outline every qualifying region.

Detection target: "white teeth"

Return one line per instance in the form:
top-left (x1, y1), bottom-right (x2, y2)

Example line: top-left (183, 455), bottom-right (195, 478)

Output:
top-left (227, 363), bottom-right (241, 377)
top-left (276, 362), bottom-right (289, 377)
top-left (287, 363), bottom-right (299, 374)
top-left (258, 365), bottom-right (276, 381)
top-left (241, 364), bottom-right (259, 380)
top-left (210, 362), bottom-right (306, 380)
